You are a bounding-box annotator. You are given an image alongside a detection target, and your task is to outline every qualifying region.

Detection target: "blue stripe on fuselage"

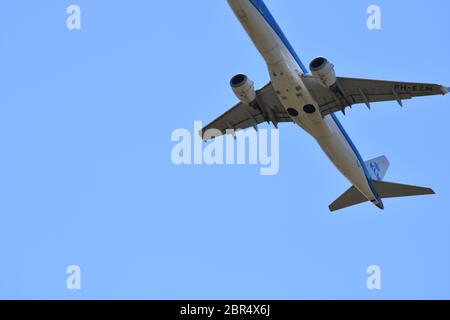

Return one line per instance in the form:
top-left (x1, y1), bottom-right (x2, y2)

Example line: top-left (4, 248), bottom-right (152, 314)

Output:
top-left (248, 0), bottom-right (309, 74)
top-left (331, 113), bottom-right (382, 204)
top-left (249, 0), bottom-right (380, 204)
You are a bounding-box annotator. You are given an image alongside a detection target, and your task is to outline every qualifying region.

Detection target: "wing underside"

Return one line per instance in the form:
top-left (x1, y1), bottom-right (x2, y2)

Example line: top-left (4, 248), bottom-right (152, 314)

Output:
top-left (200, 83), bottom-right (292, 140)
top-left (302, 76), bottom-right (448, 116)
top-left (201, 76), bottom-right (447, 140)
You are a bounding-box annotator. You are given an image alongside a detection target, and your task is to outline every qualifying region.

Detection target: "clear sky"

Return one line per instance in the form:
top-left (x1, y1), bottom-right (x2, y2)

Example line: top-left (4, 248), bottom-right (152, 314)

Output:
top-left (0, 0), bottom-right (449, 299)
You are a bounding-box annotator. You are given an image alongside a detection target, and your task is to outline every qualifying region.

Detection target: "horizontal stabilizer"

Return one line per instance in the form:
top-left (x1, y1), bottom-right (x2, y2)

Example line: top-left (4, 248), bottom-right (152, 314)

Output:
top-left (329, 180), bottom-right (435, 212)
top-left (372, 180), bottom-right (435, 198)
top-left (329, 186), bottom-right (367, 212)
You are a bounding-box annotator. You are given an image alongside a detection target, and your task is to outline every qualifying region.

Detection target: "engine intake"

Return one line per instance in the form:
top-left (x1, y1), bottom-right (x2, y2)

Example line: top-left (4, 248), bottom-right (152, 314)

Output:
top-left (309, 57), bottom-right (337, 88)
top-left (230, 74), bottom-right (257, 105)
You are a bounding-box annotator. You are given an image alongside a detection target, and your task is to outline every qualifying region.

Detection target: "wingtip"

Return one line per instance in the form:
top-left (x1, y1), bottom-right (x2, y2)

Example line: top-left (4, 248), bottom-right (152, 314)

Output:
top-left (329, 206), bottom-right (338, 213)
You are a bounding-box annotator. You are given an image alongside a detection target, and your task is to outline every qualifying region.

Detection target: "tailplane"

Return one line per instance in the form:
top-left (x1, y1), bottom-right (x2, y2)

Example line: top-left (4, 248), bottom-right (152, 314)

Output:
top-left (329, 180), bottom-right (435, 212)
top-left (329, 155), bottom-right (435, 212)
top-left (371, 180), bottom-right (435, 199)
top-left (329, 186), bottom-right (367, 212)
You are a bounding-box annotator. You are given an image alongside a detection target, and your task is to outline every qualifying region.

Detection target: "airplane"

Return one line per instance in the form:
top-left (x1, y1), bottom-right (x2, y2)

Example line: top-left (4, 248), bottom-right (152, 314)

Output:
top-left (200, 0), bottom-right (449, 212)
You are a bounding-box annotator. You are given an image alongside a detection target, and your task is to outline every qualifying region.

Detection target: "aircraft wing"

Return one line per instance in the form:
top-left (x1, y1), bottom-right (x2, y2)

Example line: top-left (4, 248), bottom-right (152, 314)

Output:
top-left (303, 76), bottom-right (449, 116)
top-left (200, 82), bottom-right (293, 140)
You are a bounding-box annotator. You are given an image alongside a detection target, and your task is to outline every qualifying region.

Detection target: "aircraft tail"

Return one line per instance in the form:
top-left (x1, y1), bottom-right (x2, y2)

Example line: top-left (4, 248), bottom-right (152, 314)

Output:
top-left (329, 186), bottom-right (368, 212)
top-left (329, 181), bottom-right (435, 212)
top-left (365, 156), bottom-right (390, 180)
top-left (371, 180), bottom-right (435, 199)
top-left (329, 155), bottom-right (435, 211)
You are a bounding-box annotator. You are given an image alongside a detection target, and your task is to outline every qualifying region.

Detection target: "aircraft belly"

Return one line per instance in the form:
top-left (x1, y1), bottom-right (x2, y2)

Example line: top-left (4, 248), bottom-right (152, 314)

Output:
top-left (317, 121), bottom-right (374, 200)
top-left (268, 62), bottom-right (325, 133)
top-left (265, 58), bottom-right (373, 202)
top-left (228, 0), bottom-right (290, 65)
top-left (229, 0), bottom-right (376, 203)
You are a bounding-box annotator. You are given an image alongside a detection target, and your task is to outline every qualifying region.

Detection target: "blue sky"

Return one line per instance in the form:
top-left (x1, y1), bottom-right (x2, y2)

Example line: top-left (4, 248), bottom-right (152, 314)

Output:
top-left (0, 0), bottom-right (449, 299)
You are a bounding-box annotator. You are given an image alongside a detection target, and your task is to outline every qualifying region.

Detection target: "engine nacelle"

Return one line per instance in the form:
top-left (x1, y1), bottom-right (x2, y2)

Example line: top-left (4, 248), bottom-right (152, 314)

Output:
top-left (309, 57), bottom-right (337, 88)
top-left (230, 74), bottom-right (257, 105)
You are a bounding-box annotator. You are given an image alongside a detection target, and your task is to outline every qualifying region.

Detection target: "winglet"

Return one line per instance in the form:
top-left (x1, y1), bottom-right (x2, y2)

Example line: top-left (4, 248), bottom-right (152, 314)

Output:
top-left (442, 86), bottom-right (450, 95)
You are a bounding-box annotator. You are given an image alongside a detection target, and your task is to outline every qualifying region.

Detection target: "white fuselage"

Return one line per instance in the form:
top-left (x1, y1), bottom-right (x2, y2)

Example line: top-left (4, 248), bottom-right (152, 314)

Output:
top-left (228, 0), bottom-right (383, 207)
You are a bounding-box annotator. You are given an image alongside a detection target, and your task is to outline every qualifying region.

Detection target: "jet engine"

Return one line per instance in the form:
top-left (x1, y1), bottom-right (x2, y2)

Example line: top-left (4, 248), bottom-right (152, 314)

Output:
top-left (309, 57), bottom-right (337, 88)
top-left (230, 74), bottom-right (257, 105)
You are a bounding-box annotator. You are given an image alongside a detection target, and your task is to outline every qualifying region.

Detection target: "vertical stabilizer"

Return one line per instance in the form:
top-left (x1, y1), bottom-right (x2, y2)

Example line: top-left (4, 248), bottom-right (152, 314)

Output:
top-left (365, 156), bottom-right (390, 180)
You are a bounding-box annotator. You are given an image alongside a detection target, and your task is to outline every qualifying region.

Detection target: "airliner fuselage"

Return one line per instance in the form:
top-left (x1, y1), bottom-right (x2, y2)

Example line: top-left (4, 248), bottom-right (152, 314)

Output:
top-left (228, 0), bottom-right (384, 208)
